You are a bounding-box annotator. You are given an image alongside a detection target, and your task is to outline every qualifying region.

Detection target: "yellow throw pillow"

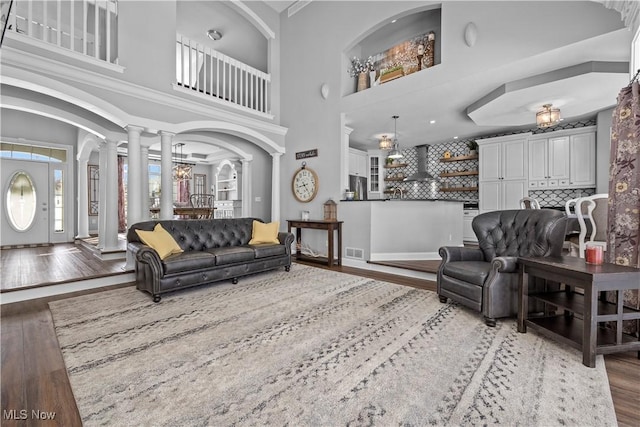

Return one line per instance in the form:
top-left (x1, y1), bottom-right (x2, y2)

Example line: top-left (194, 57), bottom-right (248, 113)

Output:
top-left (249, 220), bottom-right (280, 245)
top-left (135, 223), bottom-right (183, 260)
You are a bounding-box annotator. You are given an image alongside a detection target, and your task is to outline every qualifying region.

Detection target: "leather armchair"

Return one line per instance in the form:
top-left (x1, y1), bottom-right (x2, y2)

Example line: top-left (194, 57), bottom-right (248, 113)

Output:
top-left (437, 209), bottom-right (567, 326)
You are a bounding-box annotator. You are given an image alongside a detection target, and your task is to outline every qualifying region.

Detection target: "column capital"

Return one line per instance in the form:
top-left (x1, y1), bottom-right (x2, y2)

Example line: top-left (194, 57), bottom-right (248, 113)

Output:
top-left (158, 130), bottom-right (175, 138)
top-left (270, 152), bottom-right (283, 159)
top-left (126, 125), bottom-right (145, 134)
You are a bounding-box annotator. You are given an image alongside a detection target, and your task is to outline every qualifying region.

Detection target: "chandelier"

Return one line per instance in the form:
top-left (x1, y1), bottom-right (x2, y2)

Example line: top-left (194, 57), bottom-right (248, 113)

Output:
top-left (536, 104), bottom-right (561, 128)
top-left (387, 115), bottom-right (403, 159)
top-left (172, 143), bottom-right (192, 181)
top-left (379, 135), bottom-right (393, 150)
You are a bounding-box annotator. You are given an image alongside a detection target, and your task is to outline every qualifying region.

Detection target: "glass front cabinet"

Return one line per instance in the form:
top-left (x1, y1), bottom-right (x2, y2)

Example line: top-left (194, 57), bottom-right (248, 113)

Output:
top-left (367, 150), bottom-right (384, 199)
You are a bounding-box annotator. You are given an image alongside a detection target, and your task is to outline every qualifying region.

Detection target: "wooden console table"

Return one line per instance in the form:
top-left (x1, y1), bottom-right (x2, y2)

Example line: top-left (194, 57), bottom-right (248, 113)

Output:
top-left (518, 256), bottom-right (640, 368)
top-left (287, 220), bottom-right (343, 267)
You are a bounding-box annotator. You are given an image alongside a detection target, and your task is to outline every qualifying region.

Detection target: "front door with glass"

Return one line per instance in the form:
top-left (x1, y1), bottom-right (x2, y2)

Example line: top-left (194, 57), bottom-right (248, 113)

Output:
top-left (1, 159), bottom-right (50, 246)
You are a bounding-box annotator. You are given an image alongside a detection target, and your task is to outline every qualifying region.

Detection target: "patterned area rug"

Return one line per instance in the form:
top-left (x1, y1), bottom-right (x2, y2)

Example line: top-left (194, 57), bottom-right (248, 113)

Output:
top-left (49, 265), bottom-right (616, 426)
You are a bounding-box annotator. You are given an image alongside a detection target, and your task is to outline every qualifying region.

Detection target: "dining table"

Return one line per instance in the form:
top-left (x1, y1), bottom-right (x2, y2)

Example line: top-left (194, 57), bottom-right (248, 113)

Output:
top-left (149, 206), bottom-right (215, 219)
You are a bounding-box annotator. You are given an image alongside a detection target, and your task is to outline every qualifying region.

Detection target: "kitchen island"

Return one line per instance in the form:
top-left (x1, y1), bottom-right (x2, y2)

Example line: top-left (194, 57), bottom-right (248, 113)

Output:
top-left (339, 199), bottom-right (464, 266)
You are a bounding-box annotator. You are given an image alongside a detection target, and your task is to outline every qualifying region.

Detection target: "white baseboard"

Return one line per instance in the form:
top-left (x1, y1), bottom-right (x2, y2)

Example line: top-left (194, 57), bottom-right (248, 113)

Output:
top-left (369, 252), bottom-right (440, 261)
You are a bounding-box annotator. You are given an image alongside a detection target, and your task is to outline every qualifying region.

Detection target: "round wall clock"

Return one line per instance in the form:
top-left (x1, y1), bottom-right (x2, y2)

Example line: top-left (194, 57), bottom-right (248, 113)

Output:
top-left (292, 163), bottom-right (319, 203)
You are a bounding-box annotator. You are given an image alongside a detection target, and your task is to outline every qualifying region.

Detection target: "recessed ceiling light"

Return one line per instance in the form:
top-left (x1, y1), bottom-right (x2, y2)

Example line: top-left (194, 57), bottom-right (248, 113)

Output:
top-left (429, 120), bottom-right (436, 124)
top-left (207, 29), bottom-right (222, 41)
top-left (391, 19), bottom-right (397, 23)
top-left (453, 136), bottom-right (458, 139)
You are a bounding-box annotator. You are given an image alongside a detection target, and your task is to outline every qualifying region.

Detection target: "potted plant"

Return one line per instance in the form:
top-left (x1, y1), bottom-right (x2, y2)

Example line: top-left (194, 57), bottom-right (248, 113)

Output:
top-left (467, 140), bottom-right (478, 156)
top-left (380, 64), bottom-right (404, 84)
top-left (348, 56), bottom-right (374, 91)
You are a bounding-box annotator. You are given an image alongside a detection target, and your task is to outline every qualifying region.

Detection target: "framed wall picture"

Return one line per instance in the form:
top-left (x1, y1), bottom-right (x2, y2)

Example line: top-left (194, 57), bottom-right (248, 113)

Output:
top-left (88, 164), bottom-right (99, 216)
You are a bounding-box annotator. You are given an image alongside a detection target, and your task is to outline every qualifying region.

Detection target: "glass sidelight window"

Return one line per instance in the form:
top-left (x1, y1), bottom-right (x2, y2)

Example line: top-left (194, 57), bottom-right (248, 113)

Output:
top-left (6, 171), bottom-right (37, 231)
top-left (54, 169), bottom-right (64, 232)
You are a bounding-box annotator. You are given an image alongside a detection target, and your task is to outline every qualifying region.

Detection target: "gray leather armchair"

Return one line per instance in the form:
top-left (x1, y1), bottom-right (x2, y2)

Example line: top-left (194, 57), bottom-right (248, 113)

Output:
top-left (437, 209), bottom-right (567, 326)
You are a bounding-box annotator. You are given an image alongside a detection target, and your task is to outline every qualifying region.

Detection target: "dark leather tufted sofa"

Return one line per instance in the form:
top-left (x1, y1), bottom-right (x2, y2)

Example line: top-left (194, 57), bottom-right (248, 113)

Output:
top-left (437, 209), bottom-right (567, 326)
top-left (127, 218), bottom-right (294, 302)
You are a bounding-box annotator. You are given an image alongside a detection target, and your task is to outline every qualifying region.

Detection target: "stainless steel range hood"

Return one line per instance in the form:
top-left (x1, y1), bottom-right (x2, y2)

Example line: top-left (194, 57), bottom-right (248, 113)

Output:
top-left (403, 144), bottom-right (438, 182)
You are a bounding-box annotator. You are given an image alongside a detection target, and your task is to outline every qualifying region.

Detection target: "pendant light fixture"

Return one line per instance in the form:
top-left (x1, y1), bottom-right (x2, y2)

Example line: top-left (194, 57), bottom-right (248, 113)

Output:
top-left (536, 104), bottom-right (561, 128)
top-left (172, 143), bottom-right (192, 181)
top-left (379, 135), bottom-right (393, 150)
top-left (387, 115), bottom-right (403, 159)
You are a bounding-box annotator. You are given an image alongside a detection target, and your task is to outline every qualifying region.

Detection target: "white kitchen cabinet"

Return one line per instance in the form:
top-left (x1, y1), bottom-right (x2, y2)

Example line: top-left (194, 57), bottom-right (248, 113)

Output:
top-left (569, 132), bottom-right (596, 187)
top-left (528, 136), bottom-right (570, 189)
top-left (348, 148), bottom-right (367, 176)
top-left (478, 134), bottom-right (529, 212)
top-left (463, 209), bottom-right (479, 243)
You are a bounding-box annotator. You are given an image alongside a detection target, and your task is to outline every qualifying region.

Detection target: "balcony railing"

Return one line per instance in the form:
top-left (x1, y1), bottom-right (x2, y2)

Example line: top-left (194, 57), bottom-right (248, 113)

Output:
top-left (6, 0), bottom-right (118, 64)
top-left (176, 34), bottom-right (271, 116)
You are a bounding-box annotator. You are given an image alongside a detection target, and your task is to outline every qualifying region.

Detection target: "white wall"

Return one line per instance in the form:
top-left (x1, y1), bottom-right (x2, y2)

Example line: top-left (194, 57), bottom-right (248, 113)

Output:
top-left (596, 107), bottom-right (614, 193)
top-left (279, 1), bottom-right (624, 252)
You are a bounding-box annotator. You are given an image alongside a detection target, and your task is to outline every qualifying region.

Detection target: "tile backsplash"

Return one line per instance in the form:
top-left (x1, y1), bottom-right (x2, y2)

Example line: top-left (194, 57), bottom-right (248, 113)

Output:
top-left (529, 188), bottom-right (596, 208)
top-left (390, 118), bottom-right (597, 202)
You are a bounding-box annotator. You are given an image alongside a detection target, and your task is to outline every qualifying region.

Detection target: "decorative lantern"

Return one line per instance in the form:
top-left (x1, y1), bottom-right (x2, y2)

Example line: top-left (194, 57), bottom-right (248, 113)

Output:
top-left (323, 199), bottom-right (337, 221)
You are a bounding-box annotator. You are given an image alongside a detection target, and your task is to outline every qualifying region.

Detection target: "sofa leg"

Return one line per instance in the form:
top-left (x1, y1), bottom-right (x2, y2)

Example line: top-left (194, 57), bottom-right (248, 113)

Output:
top-left (438, 295), bottom-right (447, 303)
top-left (285, 265), bottom-right (291, 272)
top-left (484, 316), bottom-right (497, 327)
top-left (231, 277), bottom-right (239, 284)
top-left (153, 294), bottom-right (161, 303)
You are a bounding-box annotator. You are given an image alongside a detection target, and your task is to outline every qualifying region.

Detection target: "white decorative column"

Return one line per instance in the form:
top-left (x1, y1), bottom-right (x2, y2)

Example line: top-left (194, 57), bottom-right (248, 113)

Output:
top-left (76, 154), bottom-right (91, 239)
top-left (103, 139), bottom-right (119, 251)
top-left (97, 140), bottom-right (107, 249)
top-left (241, 159), bottom-right (252, 217)
top-left (140, 142), bottom-right (151, 221)
top-left (270, 152), bottom-right (282, 221)
top-left (159, 131), bottom-right (174, 220)
top-left (126, 125), bottom-right (144, 227)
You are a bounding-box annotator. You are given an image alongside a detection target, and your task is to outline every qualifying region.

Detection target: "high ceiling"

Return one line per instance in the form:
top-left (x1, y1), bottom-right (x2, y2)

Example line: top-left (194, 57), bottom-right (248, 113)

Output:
top-left (344, 7), bottom-right (631, 151)
top-left (175, 1), bottom-right (630, 161)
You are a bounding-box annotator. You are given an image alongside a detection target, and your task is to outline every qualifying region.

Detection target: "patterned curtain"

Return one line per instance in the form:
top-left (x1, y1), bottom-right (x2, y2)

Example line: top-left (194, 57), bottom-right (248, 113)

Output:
top-left (117, 156), bottom-right (126, 232)
top-left (607, 80), bottom-right (640, 337)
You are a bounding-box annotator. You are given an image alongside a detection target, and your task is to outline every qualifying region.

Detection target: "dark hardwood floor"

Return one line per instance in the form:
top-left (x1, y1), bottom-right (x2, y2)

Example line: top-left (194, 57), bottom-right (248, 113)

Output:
top-left (0, 243), bottom-right (129, 291)
top-left (1, 260), bottom-right (638, 426)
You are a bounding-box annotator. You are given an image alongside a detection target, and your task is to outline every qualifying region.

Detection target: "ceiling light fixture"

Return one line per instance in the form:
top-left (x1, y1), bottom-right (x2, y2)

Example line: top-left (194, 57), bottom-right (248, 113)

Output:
top-left (387, 115), bottom-right (404, 159)
top-left (173, 143), bottom-right (192, 181)
top-left (379, 135), bottom-right (393, 151)
top-left (536, 103), bottom-right (561, 128)
top-left (207, 29), bottom-right (222, 41)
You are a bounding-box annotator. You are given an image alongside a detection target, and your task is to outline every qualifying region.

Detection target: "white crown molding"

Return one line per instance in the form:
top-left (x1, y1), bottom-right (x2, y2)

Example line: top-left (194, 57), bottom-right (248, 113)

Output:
top-left (1, 47), bottom-right (287, 137)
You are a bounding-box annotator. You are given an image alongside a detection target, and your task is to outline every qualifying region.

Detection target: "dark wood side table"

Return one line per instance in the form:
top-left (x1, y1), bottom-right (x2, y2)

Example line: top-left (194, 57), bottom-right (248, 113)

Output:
top-left (287, 220), bottom-right (343, 267)
top-left (518, 256), bottom-right (640, 368)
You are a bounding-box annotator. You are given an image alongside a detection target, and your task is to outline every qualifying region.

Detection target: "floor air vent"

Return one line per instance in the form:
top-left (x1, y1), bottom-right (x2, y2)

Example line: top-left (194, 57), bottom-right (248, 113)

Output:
top-left (345, 247), bottom-right (364, 260)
